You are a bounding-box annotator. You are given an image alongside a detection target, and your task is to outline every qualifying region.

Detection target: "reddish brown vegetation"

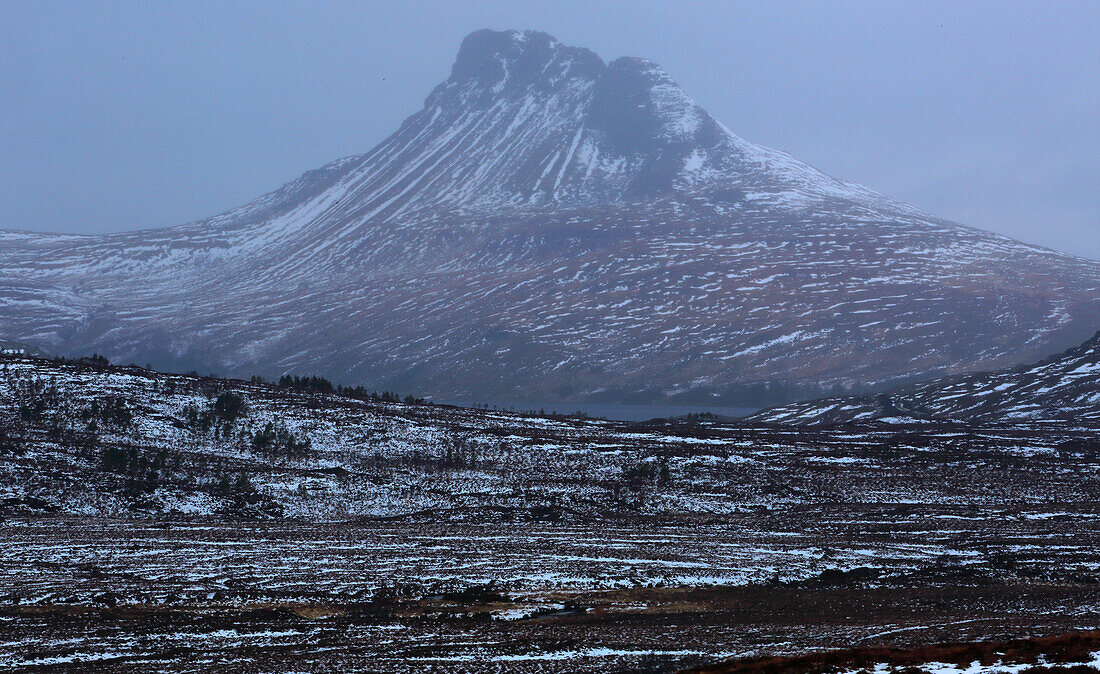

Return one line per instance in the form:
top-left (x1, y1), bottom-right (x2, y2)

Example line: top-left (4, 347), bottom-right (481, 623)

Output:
top-left (689, 632), bottom-right (1100, 674)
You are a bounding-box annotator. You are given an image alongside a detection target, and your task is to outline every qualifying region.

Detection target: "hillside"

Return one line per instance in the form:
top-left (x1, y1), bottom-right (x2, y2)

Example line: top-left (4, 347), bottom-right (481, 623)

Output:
top-left (0, 30), bottom-right (1098, 404)
top-left (748, 331), bottom-right (1100, 426)
top-left (5, 354), bottom-right (1100, 670)
top-left (1, 350), bottom-right (1098, 522)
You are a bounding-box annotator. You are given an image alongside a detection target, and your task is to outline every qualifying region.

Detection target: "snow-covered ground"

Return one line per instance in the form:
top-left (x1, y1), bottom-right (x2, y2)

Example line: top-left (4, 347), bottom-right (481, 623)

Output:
top-left (3, 355), bottom-right (1100, 671)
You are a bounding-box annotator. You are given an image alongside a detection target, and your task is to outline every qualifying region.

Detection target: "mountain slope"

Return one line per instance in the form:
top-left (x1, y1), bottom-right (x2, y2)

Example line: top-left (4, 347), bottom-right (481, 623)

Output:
top-left (748, 331), bottom-right (1100, 426)
top-left (1, 29), bottom-right (1099, 402)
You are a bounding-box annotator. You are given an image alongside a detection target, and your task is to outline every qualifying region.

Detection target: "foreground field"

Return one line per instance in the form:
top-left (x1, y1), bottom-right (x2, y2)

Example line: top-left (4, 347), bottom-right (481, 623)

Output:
top-left (4, 504), bottom-right (1100, 672)
top-left (3, 356), bottom-right (1100, 671)
top-left (693, 632), bottom-right (1100, 674)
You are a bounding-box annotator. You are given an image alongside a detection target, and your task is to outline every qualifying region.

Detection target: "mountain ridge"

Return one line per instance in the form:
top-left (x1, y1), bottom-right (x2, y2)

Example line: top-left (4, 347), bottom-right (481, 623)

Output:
top-left (748, 330), bottom-right (1100, 426)
top-left (1, 29), bottom-right (1098, 402)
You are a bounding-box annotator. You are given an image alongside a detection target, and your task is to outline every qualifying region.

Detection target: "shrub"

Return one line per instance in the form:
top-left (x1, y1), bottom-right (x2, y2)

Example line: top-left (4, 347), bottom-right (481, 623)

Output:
top-left (620, 457), bottom-right (672, 490)
top-left (212, 392), bottom-right (247, 425)
top-left (0, 426), bottom-right (23, 455)
top-left (250, 421), bottom-right (311, 456)
top-left (99, 446), bottom-right (167, 494)
top-left (81, 397), bottom-right (133, 428)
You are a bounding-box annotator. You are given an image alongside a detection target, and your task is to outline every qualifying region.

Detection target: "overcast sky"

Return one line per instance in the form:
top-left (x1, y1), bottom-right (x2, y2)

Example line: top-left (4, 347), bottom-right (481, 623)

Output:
top-left (2, 1), bottom-right (1097, 258)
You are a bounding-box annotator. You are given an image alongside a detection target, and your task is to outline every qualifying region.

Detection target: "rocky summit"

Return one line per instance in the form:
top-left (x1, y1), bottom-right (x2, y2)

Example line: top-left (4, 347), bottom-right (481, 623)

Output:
top-left (1, 29), bottom-right (1098, 403)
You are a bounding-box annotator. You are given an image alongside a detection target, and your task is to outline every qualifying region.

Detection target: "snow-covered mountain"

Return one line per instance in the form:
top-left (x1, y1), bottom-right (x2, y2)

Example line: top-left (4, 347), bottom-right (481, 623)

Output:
top-left (749, 331), bottom-right (1100, 426)
top-left (2, 29), bottom-right (1099, 402)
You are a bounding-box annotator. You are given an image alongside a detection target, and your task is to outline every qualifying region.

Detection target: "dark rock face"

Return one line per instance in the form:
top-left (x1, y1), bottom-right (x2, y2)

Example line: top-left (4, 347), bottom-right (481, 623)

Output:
top-left (447, 29), bottom-right (604, 95)
top-left (588, 58), bottom-right (668, 154)
top-left (1, 29), bottom-right (1099, 402)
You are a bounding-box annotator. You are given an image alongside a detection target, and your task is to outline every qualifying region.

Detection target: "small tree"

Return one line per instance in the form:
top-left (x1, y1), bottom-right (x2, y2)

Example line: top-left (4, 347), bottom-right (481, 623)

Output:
top-left (212, 392), bottom-right (247, 425)
top-left (250, 421), bottom-right (311, 457)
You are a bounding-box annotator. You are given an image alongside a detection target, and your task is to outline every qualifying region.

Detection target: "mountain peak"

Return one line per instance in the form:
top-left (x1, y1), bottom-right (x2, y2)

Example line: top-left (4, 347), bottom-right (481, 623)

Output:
top-left (607, 56), bottom-right (675, 83)
top-left (446, 29), bottom-right (605, 95)
top-left (378, 29), bottom-right (880, 214)
top-left (590, 55), bottom-right (715, 152)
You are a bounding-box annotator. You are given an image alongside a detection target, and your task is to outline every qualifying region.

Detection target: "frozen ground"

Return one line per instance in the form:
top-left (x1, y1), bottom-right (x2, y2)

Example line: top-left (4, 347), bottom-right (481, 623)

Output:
top-left (3, 355), bottom-right (1100, 671)
top-left (4, 512), bottom-right (1100, 672)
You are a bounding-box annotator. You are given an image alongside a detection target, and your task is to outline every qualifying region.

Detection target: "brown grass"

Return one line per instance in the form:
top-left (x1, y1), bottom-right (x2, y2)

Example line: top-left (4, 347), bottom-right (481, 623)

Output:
top-left (687, 632), bottom-right (1100, 674)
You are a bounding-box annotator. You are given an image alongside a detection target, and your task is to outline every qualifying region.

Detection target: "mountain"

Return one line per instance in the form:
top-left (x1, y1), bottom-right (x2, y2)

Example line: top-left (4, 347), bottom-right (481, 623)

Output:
top-left (1, 29), bottom-right (1099, 403)
top-left (748, 331), bottom-right (1100, 426)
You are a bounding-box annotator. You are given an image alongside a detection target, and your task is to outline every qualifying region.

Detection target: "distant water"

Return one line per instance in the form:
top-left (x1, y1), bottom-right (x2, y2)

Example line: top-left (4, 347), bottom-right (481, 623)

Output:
top-left (444, 401), bottom-right (758, 422)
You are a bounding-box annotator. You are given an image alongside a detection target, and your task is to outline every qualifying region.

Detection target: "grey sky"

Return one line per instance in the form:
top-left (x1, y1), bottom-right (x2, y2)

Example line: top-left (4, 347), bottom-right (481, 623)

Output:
top-left (2, 1), bottom-right (1097, 259)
